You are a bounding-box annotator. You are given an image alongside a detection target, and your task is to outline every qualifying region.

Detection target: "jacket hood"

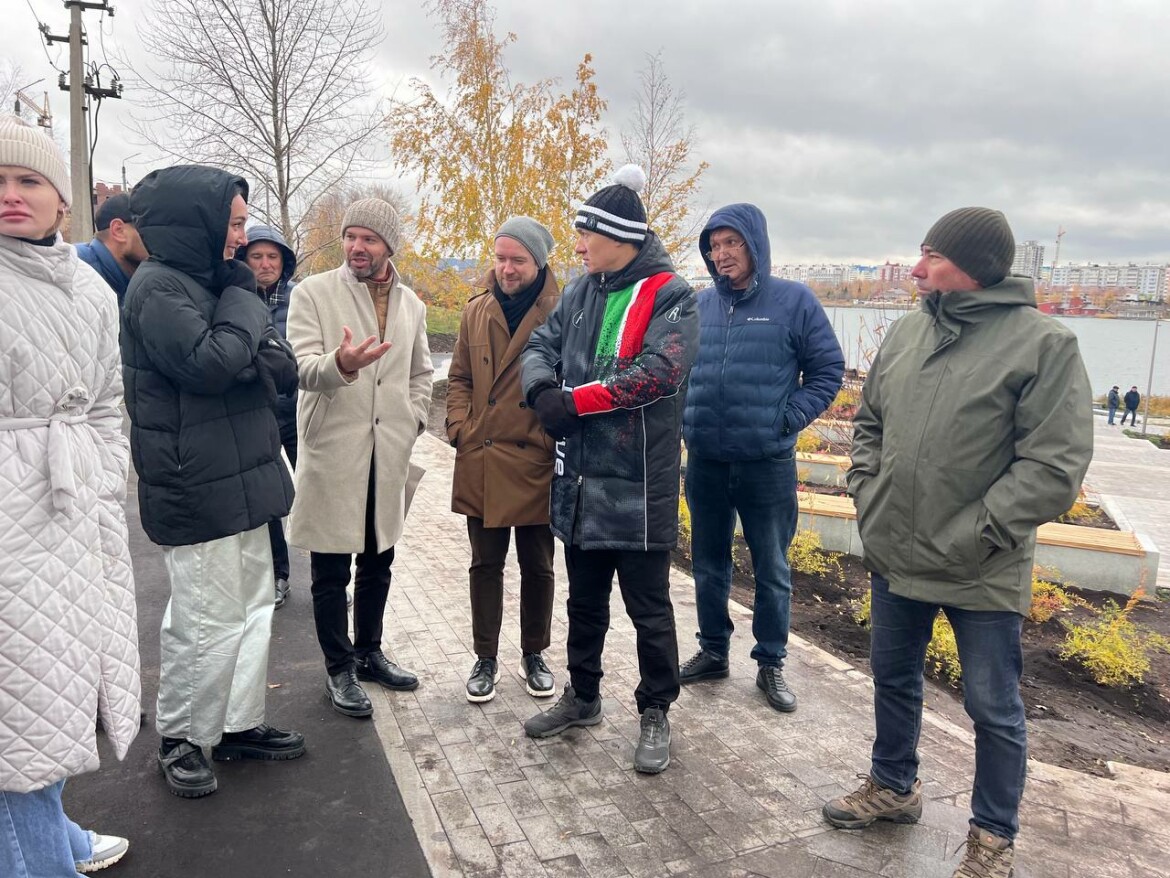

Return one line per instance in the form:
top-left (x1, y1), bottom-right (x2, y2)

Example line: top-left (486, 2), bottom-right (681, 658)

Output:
top-left (131, 165), bottom-right (249, 287)
top-left (922, 274), bottom-right (1037, 327)
top-left (236, 222), bottom-right (297, 286)
top-left (699, 203), bottom-right (771, 294)
top-left (596, 231), bottom-right (676, 289)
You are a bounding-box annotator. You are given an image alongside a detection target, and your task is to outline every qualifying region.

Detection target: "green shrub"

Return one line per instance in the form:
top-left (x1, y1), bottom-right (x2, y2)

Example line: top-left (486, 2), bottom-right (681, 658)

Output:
top-left (1060, 592), bottom-right (1170, 687)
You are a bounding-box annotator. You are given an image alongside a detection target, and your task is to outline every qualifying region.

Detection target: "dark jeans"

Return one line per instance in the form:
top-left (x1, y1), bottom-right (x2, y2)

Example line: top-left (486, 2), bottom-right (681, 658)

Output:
top-left (869, 573), bottom-right (1027, 841)
top-left (685, 453), bottom-right (798, 667)
top-left (1107, 404), bottom-right (1118, 425)
top-left (1120, 407), bottom-right (1138, 426)
top-left (310, 465), bottom-right (393, 675)
top-left (268, 420), bottom-right (298, 581)
top-left (565, 546), bottom-right (679, 714)
top-left (467, 517), bottom-right (555, 658)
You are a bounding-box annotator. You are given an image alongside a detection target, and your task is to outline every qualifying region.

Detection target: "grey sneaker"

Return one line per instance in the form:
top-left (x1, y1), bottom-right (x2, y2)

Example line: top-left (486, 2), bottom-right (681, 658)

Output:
top-left (76, 832), bottom-right (129, 873)
top-left (633, 707), bottom-right (671, 774)
top-left (523, 685), bottom-right (602, 738)
top-left (822, 775), bottom-right (922, 829)
top-left (952, 825), bottom-right (1015, 878)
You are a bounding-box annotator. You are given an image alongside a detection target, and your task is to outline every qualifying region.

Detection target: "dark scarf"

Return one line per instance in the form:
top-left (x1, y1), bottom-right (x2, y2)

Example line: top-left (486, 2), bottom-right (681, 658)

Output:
top-left (493, 267), bottom-right (546, 335)
top-left (18, 234), bottom-right (57, 247)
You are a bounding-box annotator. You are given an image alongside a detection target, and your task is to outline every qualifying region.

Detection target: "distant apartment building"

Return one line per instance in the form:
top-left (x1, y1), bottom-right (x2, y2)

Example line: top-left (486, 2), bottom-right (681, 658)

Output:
top-left (1050, 263), bottom-right (1167, 300)
top-left (1012, 240), bottom-right (1045, 281)
top-left (879, 261), bottom-right (909, 285)
top-left (774, 264), bottom-right (879, 286)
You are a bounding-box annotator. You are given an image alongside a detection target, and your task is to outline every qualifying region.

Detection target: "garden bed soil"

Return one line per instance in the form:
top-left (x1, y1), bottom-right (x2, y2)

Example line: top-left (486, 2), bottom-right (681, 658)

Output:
top-left (674, 535), bottom-right (1170, 777)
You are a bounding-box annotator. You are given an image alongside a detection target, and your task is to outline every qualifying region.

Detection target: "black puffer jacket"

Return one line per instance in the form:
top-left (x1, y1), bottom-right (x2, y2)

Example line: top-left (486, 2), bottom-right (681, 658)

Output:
top-left (522, 233), bottom-right (697, 550)
top-left (122, 165), bottom-right (295, 547)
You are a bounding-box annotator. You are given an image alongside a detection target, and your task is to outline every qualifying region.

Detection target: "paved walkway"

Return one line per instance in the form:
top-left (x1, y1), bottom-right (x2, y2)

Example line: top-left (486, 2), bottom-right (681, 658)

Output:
top-left (368, 434), bottom-right (1170, 878)
top-left (1085, 413), bottom-right (1170, 591)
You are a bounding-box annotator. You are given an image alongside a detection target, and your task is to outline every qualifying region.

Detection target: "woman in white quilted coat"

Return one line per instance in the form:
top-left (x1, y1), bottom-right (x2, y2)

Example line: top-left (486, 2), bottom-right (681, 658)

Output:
top-left (0, 116), bottom-right (141, 875)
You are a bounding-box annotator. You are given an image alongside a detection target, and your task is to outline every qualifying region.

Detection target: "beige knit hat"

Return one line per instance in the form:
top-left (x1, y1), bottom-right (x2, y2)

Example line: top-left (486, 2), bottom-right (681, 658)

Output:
top-left (0, 115), bottom-right (71, 206)
top-left (343, 197), bottom-right (402, 254)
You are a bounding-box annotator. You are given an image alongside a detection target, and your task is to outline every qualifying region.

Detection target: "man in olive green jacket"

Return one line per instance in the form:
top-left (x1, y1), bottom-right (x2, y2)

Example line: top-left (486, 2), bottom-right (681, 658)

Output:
top-left (823, 208), bottom-right (1093, 878)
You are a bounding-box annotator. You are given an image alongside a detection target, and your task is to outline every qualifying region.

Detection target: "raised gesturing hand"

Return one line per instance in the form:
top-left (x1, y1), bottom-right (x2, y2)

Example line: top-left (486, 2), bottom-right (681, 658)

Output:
top-left (337, 325), bottom-right (391, 374)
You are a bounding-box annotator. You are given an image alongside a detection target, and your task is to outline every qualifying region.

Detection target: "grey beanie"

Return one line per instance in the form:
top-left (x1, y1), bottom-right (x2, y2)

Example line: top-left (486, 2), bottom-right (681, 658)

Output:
top-left (0, 114), bottom-right (71, 206)
top-left (921, 207), bottom-right (1016, 288)
top-left (343, 197), bottom-right (402, 254)
top-left (495, 216), bottom-right (554, 268)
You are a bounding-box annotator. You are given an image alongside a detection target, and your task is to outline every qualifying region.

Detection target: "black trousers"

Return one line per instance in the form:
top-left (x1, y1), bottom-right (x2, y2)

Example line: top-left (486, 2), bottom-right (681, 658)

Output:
top-left (268, 420), bottom-right (298, 581)
top-left (564, 546), bottom-right (679, 714)
top-left (310, 464), bottom-right (393, 675)
top-left (467, 517), bottom-right (555, 658)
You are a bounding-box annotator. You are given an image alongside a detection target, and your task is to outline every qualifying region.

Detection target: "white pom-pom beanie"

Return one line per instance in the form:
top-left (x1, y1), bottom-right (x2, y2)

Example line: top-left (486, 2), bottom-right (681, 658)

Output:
top-left (574, 163), bottom-right (648, 245)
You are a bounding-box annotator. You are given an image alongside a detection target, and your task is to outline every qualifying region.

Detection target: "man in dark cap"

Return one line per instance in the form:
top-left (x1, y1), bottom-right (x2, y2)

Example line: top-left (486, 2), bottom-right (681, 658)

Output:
top-left (520, 166), bottom-right (697, 774)
top-left (75, 194), bottom-right (149, 304)
top-left (822, 207), bottom-right (1093, 878)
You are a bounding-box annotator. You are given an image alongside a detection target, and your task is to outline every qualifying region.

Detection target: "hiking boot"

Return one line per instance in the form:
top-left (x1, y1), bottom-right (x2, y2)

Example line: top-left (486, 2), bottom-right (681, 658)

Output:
top-left (756, 666), bottom-right (797, 712)
top-left (158, 737), bottom-right (217, 798)
top-left (822, 775), bottom-right (922, 829)
top-left (952, 825), bottom-right (1015, 878)
top-left (212, 724), bottom-right (306, 761)
top-left (466, 657), bottom-right (500, 703)
top-left (274, 578), bottom-right (291, 610)
top-left (523, 685), bottom-right (602, 738)
top-left (520, 653), bottom-right (555, 697)
top-left (633, 707), bottom-right (671, 774)
top-left (356, 650), bottom-right (419, 691)
top-left (76, 832), bottom-right (128, 873)
top-left (679, 649), bottom-right (729, 684)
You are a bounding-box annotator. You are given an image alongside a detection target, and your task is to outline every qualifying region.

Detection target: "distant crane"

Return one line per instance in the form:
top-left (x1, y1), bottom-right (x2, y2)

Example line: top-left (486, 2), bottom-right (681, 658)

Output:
top-left (13, 82), bottom-right (54, 136)
top-left (1051, 226), bottom-right (1066, 305)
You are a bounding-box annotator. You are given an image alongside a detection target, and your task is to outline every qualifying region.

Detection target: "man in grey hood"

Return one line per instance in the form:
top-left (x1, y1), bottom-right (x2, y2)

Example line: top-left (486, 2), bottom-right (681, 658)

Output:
top-left (239, 223), bottom-right (299, 609)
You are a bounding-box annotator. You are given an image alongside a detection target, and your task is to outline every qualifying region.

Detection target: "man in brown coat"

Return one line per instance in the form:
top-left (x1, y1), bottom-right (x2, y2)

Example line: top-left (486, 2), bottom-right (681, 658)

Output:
top-left (447, 217), bottom-right (561, 703)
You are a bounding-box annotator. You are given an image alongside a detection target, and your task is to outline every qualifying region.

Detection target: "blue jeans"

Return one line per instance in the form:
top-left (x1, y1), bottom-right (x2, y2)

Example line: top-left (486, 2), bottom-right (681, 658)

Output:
top-left (1107, 404), bottom-right (1118, 424)
top-left (869, 573), bottom-right (1027, 841)
top-left (0, 780), bottom-right (92, 877)
top-left (685, 453), bottom-right (798, 667)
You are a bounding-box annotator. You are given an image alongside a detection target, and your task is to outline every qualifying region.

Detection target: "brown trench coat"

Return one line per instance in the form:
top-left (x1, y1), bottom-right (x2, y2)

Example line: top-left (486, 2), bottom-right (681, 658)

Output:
top-left (447, 269), bottom-right (560, 528)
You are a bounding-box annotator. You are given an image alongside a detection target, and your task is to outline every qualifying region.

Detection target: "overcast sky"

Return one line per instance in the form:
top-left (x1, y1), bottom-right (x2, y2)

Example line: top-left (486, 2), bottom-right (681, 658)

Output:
top-left (8, 0), bottom-right (1169, 266)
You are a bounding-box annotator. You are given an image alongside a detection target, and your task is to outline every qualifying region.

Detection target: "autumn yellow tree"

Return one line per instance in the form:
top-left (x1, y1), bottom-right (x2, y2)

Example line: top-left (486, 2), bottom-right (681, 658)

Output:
top-left (621, 52), bottom-right (709, 266)
top-left (386, 0), bottom-right (609, 277)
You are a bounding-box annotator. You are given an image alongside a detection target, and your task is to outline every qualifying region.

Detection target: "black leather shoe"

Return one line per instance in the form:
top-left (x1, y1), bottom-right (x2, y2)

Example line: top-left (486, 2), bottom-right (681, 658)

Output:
top-left (466, 657), bottom-right (499, 703)
top-left (274, 578), bottom-right (291, 610)
top-left (158, 737), bottom-right (217, 798)
top-left (634, 707), bottom-right (671, 774)
top-left (326, 668), bottom-right (373, 717)
top-left (757, 666), bottom-right (797, 712)
top-left (523, 685), bottom-right (602, 738)
top-left (679, 649), bottom-right (730, 684)
top-left (356, 650), bottom-right (419, 691)
top-left (520, 653), bottom-right (555, 697)
top-left (212, 724), bottom-right (306, 761)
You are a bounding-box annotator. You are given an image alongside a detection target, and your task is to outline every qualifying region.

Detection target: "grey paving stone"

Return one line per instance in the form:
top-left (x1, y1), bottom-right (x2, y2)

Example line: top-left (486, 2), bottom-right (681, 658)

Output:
top-left (587, 803), bottom-right (644, 848)
top-left (518, 812), bottom-right (575, 862)
top-left (567, 832), bottom-right (631, 878)
top-left (459, 769), bottom-right (507, 809)
top-left (539, 854), bottom-right (586, 878)
top-left (432, 788), bottom-right (481, 832)
top-left (543, 795), bottom-right (599, 836)
top-left (448, 825), bottom-right (500, 874)
top-left (497, 779), bottom-right (548, 820)
top-left (476, 801), bottom-right (527, 846)
top-left (612, 841), bottom-right (670, 878)
top-left (494, 839), bottom-right (548, 878)
top-left (630, 815), bottom-right (698, 862)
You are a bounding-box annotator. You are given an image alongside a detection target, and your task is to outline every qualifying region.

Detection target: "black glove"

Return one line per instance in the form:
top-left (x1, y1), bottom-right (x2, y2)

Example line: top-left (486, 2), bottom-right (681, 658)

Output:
top-left (533, 386), bottom-right (580, 440)
top-left (213, 258), bottom-right (258, 295)
top-left (255, 336), bottom-right (298, 398)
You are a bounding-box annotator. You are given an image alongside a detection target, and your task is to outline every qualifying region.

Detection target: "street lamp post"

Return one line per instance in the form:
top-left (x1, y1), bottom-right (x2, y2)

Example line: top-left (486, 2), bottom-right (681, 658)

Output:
top-left (1142, 315), bottom-right (1160, 438)
top-left (121, 153), bottom-right (141, 192)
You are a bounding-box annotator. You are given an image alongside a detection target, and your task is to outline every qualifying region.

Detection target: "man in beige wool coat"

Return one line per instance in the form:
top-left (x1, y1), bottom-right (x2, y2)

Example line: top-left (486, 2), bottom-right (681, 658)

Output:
top-left (287, 198), bottom-right (433, 718)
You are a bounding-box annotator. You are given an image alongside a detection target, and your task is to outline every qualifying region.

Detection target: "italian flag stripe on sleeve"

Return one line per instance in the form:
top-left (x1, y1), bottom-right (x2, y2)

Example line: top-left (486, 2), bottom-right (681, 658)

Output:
top-left (572, 272), bottom-right (675, 415)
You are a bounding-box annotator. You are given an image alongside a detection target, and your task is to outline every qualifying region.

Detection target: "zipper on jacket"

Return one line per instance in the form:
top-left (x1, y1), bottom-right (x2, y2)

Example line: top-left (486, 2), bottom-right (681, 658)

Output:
top-left (718, 295), bottom-right (735, 451)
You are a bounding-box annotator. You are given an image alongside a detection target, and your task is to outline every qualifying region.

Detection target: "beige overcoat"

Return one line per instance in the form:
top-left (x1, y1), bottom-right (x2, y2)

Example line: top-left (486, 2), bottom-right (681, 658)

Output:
top-left (446, 269), bottom-right (560, 527)
top-left (287, 262), bottom-right (433, 554)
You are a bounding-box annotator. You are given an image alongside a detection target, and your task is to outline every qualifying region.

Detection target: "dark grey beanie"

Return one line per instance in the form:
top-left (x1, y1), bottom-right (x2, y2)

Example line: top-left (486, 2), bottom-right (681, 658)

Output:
top-left (922, 207), bottom-right (1016, 288)
top-left (495, 216), bottom-right (554, 268)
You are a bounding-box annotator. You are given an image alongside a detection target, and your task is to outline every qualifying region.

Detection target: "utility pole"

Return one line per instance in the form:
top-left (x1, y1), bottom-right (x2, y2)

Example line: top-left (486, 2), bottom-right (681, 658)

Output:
top-left (43, 0), bottom-right (119, 242)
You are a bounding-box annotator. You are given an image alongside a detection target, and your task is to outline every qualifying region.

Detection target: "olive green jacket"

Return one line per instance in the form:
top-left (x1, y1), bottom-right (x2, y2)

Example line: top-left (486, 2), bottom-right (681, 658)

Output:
top-left (848, 276), bottom-right (1093, 615)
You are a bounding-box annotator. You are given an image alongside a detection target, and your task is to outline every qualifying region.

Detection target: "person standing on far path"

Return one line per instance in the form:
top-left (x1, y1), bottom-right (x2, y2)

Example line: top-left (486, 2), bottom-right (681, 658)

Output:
top-left (122, 165), bottom-right (304, 799)
top-left (75, 193), bottom-right (149, 306)
top-left (1107, 385), bottom-right (1120, 425)
top-left (1120, 385), bottom-right (1140, 426)
top-left (822, 207), bottom-right (1093, 878)
top-left (0, 114), bottom-right (141, 877)
top-left (521, 166), bottom-right (698, 774)
top-left (448, 217), bottom-right (561, 703)
top-left (680, 203), bottom-right (844, 712)
top-left (287, 198), bottom-right (433, 719)
top-left (238, 223), bottom-right (300, 610)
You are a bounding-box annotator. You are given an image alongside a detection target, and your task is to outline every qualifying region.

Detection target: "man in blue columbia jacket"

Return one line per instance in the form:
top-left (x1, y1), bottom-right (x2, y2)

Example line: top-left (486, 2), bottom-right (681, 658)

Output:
top-left (75, 194), bottom-right (149, 305)
top-left (680, 203), bottom-right (844, 712)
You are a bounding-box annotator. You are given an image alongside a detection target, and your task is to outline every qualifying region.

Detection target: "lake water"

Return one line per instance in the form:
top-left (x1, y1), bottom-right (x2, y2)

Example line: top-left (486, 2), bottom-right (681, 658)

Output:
top-left (825, 306), bottom-right (1170, 397)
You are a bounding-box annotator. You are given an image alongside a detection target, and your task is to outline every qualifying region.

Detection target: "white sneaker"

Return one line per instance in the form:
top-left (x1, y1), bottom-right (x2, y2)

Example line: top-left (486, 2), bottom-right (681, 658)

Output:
top-left (77, 832), bottom-right (129, 873)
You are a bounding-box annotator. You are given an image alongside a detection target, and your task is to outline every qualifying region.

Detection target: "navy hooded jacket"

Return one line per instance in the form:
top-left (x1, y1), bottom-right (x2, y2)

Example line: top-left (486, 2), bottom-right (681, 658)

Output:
top-left (682, 203), bottom-right (844, 460)
top-left (76, 237), bottom-right (131, 304)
